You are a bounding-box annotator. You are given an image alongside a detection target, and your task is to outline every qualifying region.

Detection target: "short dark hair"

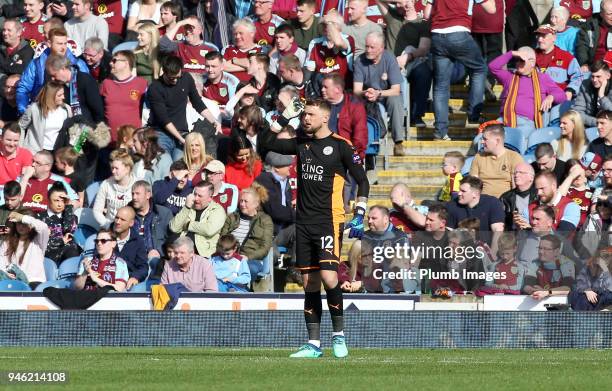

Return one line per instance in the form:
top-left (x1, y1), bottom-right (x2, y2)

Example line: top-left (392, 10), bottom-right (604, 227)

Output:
top-left (322, 72), bottom-right (345, 90)
top-left (369, 205), bottom-right (389, 217)
top-left (305, 98), bottom-right (331, 114)
top-left (460, 175), bottom-right (483, 192)
top-left (170, 159), bottom-right (188, 171)
top-left (540, 233), bottom-right (561, 249)
top-left (217, 234), bottom-right (238, 252)
top-left (533, 205), bottom-right (556, 221)
top-left (194, 180), bottom-right (214, 194)
top-left (47, 181), bottom-right (67, 198)
top-left (297, 0), bottom-right (316, 7)
top-left (591, 60), bottom-right (610, 74)
top-left (534, 170), bottom-right (557, 186)
top-left (3, 122), bottom-right (21, 136)
top-left (596, 110), bottom-right (612, 120)
top-left (204, 51), bottom-right (223, 62)
top-left (534, 143), bottom-right (555, 159)
top-left (279, 54), bottom-right (302, 71)
top-left (97, 228), bottom-right (117, 241)
top-left (160, 1), bottom-right (182, 18)
top-left (275, 24), bottom-right (295, 38)
top-left (162, 55), bottom-right (183, 76)
top-left (428, 204), bottom-right (448, 222)
top-left (114, 50), bottom-right (135, 69)
top-left (3, 180), bottom-right (21, 198)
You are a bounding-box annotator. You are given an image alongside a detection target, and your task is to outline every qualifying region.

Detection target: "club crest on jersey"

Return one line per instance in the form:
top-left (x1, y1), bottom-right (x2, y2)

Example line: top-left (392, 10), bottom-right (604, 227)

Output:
top-left (220, 194), bottom-right (228, 203)
top-left (38, 25), bottom-right (44, 33)
top-left (268, 26), bottom-right (276, 36)
top-left (129, 90), bottom-right (140, 100)
top-left (176, 34), bottom-right (184, 40)
top-left (98, 4), bottom-right (107, 13)
top-left (220, 87), bottom-right (227, 97)
top-left (323, 146), bottom-right (333, 155)
top-left (200, 50), bottom-right (209, 57)
top-left (556, 60), bottom-right (563, 66)
top-left (583, 1), bottom-right (590, 9)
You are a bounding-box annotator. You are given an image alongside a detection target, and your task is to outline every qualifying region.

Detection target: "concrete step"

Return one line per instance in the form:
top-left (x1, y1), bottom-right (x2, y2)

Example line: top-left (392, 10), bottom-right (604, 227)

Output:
top-left (369, 185), bottom-right (440, 200)
top-left (376, 169), bottom-right (444, 185)
top-left (408, 126), bottom-right (478, 141)
top-left (375, 155), bottom-right (444, 169)
top-left (382, 140), bottom-right (472, 156)
top-left (450, 84), bottom-right (504, 100)
top-left (420, 112), bottom-right (499, 128)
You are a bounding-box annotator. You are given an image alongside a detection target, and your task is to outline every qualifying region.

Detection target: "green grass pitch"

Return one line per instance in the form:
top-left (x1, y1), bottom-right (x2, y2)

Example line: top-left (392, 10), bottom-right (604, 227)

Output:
top-left (1, 348), bottom-right (611, 390)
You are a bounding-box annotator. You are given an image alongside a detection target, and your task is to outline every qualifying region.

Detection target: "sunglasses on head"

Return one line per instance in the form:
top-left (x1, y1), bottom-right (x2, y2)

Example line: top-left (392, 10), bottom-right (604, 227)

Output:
top-left (94, 238), bottom-right (115, 245)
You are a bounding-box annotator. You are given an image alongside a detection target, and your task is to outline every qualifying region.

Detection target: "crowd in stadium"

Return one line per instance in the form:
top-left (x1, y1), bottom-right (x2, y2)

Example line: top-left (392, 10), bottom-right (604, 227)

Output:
top-left (0, 0), bottom-right (612, 310)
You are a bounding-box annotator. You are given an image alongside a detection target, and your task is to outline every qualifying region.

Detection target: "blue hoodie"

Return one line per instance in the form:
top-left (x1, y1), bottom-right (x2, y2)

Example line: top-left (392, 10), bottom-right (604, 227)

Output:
top-left (211, 253), bottom-right (251, 285)
top-left (152, 177), bottom-right (194, 215)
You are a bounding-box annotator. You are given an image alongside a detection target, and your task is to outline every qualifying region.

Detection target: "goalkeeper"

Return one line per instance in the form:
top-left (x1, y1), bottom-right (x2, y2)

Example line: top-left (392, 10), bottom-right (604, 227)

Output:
top-left (262, 98), bottom-right (369, 359)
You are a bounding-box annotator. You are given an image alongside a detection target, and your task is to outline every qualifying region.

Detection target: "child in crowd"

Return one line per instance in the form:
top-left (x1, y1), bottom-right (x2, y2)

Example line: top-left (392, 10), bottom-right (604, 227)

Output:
top-left (477, 233), bottom-right (525, 295)
top-left (211, 234), bottom-right (251, 292)
top-left (438, 151), bottom-right (465, 202)
top-left (117, 125), bottom-right (137, 151)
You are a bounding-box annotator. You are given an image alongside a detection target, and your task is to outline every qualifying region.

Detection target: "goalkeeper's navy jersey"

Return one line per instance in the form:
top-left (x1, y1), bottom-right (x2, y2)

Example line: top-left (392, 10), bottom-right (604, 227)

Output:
top-left (264, 131), bottom-right (369, 225)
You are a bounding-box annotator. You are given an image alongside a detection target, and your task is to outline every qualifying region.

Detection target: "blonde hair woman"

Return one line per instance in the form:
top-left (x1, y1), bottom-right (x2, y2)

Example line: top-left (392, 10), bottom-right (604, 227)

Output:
top-left (134, 22), bottom-right (161, 81)
top-left (555, 110), bottom-right (588, 161)
top-left (183, 132), bottom-right (211, 180)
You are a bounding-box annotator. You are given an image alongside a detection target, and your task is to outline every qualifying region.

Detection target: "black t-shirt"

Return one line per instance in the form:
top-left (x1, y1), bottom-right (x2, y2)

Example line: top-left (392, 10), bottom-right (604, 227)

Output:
top-left (446, 194), bottom-right (505, 243)
top-left (531, 158), bottom-right (566, 186)
top-left (393, 19), bottom-right (431, 56)
top-left (587, 138), bottom-right (612, 161)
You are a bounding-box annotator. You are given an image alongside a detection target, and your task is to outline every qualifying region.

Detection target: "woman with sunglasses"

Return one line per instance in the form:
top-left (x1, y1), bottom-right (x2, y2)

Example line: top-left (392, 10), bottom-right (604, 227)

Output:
top-left (73, 229), bottom-right (128, 292)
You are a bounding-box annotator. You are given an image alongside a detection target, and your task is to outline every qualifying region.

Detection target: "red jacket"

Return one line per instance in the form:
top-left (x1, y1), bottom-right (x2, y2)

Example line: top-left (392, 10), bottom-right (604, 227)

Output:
top-left (224, 160), bottom-right (263, 191)
top-left (337, 93), bottom-right (368, 160)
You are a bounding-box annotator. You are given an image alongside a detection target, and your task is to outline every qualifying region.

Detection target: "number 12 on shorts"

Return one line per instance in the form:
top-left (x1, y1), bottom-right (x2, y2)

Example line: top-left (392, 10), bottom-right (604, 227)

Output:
top-left (320, 235), bottom-right (334, 250)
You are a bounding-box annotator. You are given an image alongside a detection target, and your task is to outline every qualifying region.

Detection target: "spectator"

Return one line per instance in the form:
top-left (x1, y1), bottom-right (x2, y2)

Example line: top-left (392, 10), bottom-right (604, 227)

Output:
top-left (160, 236), bottom-right (218, 292)
top-left (393, 1), bottom-right (431, 127)
top-left (37, 182), bottom-right (79, 265)
top-left (0, 208), bottom-right (49, 289)
top-left (130, 180), bottom-right (173, 260)
top-left (247, 0), bottom-right (285, 50)
top-left (446, 175), bottom-right (505, 246)
top-left (74, 228), bottom-right (128, 292)
top-left (182, 132), bottom-right (209, 181)
top-left (169, 181), bottom-right (226, 257)
top-left (0, 18), bottom-right (34, 76)
top-left (159, 16), bottom-right (218, 75)
top-left (480, 232), bottom-right (525, 294)
top-left (33, 17), bottom-right (82, 58)
top-left (0, 181), bottom-right (23, 225)
top-left (211, 234), bottom-right (250, 292)
top-left (134, 22), bottom-right (161, 82)
top-left (44, 54), bottom-right (104, 123)
top-left (321, 73), bottom-right (368, 159)
top-left (531, 143), bottom-right (567, 186)
top-left (265, 85), bottom-right (302, 132)
top-left (224, 134), bottom-right (263, 191)
top-left (20, 0), bottom-right (46, 47)
top-left (16, 27), bottom-right (89, 114)
top-left (557, 159), bottom-right (595, 229)
top-left (234, 105), bottom-right (267, 157)
top-left (550, 6), bottom-right (579, 55)
top-left (526, 170), bottom-right (581, 232)
top-left (93, 149), bottom-right (137, 228)
top-left (153, 159), bottom-right (194, 215)
top-left (19, 79), bottom-right (72, 153)
top-left (220, 184), bottom-right (273, 282)
top-left (269, 24), bottom-right (306, 74)
top-left (132, 127), bottom-right (172, 184)
top-left (290, 0), bottom-right (322, 50)
top-left (489, 48), bottom-right (566, 135)
top-left (92, 0), bottom-right (128, 48)
top-left (100, 50), bottom-right (148, 143)
top-left (569, 247), bottom-right (612, 310)
top-left (237, 53), bottom-right (280, 113)
top-left (388, 183), bottom-right (428, 232)
top-left (65, 0), bottom-right (109, 50)
top-left (256, 151), bottom-right (295, 234)
top-left (555, 109), bottom-right (588, 160)
top-left (0, 74), bottom-right (20, 127)
top-left (523, 233), bottom-right (574, 299)
top-left (426, 0), bottom-right (496, 140)
top-left (147, 55), bottom-right (211, 160)
top-left (535, 24), bottom-right (583, 102)
top-left (222, 18), bottom-right (263, 83)
top-left (305, 11), bottom-right (354, 85)
top-left (80, 37), bottom-right (111, 83)
top-left (112, 206), bottom-right (149, 290)
top-left (127, 0), bottom-right (162, 34)
top-left (0, 124), bottom-right (33, 185)
top-left (20, 150), bottom-right (77, 213)
top-left (587, 110), bottom-right (612, 157)
top-left (277, 54), bottom-right (319, 100)
top-left (439, 151), bottom-right (464, 202)
top-left (471, 0), bottom-right (504, 101)
top-left (470, 123), bottom-right (525, 198)
top-left (574, 60), bottom-right (612, 129)
top-left (53, 147), bottom-right (86, 203)
top-left (500, 163), bottom-right (537, 230)
top-left (199, 159), bottom-right (239, 214)
top-left (343, 0), bottom-right (382, 57)
top-left (575, 0), bottom-right (612, 71)
top-left (354, 31), bottom-right (404, 154)
top-left (201, 51), bottom-right (239, 108)
top-left (158, 1), bottom-right (183, 39)
top-left (559, 0), bottom-right (593, 25)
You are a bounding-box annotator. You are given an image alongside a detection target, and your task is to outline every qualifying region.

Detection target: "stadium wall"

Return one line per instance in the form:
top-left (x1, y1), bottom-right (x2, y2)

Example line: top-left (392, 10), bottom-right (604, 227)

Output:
top-left (2, 310), bottom-right (612, 348)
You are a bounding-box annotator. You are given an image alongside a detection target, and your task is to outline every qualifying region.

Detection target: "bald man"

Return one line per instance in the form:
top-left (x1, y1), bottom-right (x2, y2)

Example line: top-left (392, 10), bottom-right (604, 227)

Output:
top-left (388, 183), bottom-right (429, 231)
top-left (500, 162), bottom-right (537, 230)
top-left (112, 206), bottom-right (149, 289)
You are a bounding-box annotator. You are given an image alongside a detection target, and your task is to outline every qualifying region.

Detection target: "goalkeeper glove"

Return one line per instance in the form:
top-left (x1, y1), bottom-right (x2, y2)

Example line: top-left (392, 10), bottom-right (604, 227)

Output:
top-left (347, 203), bottom-right (366, 239)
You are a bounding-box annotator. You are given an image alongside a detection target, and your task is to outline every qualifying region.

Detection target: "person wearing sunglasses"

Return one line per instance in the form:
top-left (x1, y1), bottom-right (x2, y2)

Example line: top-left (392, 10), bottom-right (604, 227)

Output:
top-left (74, 228), bottom-right (128, 292)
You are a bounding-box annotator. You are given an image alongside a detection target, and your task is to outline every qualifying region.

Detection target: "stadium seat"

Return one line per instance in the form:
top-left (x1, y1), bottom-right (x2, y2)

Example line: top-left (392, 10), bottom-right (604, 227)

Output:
top-left (57, 256), bottom-right (82, 280)
top-left (112, 41), bottom-right (138, 54)
top-left (148, 257), bottom-right (160, 280)
top-left (35, 279), bottom-right (72, 292)
top-left (253, 248), bottom-right (274, 292)
top-left (129, 279), bottom-right (161, 292)
top-left (0, 280), bottom-right (31, 291)
top-left (74, 225), bottom-right (97, 248)
top-left (503, 128), bottom-right (527, 154)
top-left (82, 234), bottom-right (96, 257)
top-left (44, 257), bottom-right (58, 281)
top-left (525, 127), bottom-right (561, 155)
top-left (84, 182), bottom-right (101, 208)
top-left (75, 207), bottom-right (101, 231)
top-left (523, 153), bottom-right (536, 164)
top-left (366, 116), bottom-right (381, 156)
top-left (585, 127), bottom-right (599, 143)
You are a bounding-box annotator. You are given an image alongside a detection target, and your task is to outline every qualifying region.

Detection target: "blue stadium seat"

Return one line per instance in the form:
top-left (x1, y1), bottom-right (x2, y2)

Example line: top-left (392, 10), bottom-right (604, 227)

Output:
top-left (503, 128), bottom-right (527, 154)
top-left (35, 279), bottom-right (72, 292)
top-left (44, 257), bottom-right (58, 281)
top-left (148, 257), bottom-right (160, 280)
top-left (366, 116), bottom-right (381, 156)
top-left (85, 182), bottom-right (101, 208)
top-left (112, 41), bottom-right (138, 54)
top-left (461, 156), bottom-right (474, 176)
top-left (0, 280), bottom-right (31, 291)
top-left (523, 153), bottom-right (536, 164)
top-left (585, 127), bottom-right (599, 143)
top-left (82, 234), bottom-right (96, 257)
top-left (57, 256), bottom-right (82, 280)
top-left (74, 225), bottom-right (97, 248)
top-left (525, 127), bottom-right (561, 155)
top-left (129, 279), bottom-right (161, 292)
